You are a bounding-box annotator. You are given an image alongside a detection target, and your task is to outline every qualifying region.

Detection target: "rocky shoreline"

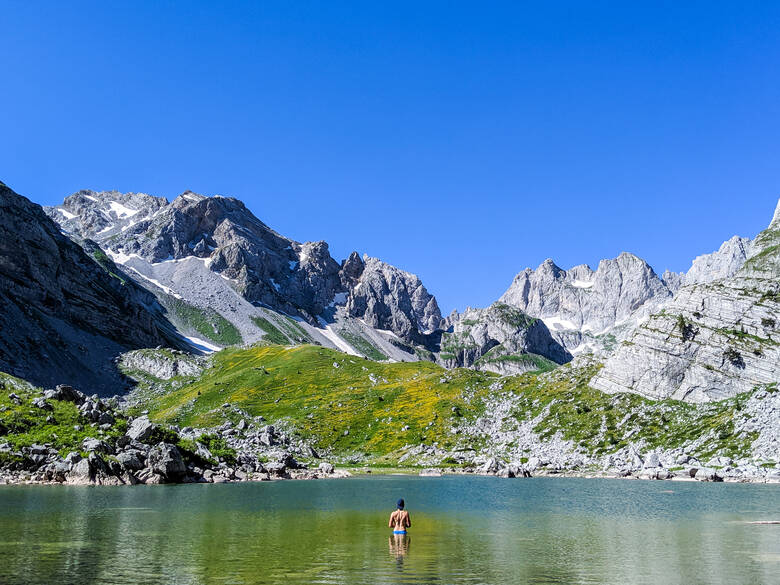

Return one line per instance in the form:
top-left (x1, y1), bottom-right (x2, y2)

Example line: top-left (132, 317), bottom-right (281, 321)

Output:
top-left (2, 381), bottom-right (778, 487)
top-left (0, 384), bottom-right (348, 486)
top-left (4, 465), bottom-right (780, 487)
top-left (419, 462), bottom-right (780, 484)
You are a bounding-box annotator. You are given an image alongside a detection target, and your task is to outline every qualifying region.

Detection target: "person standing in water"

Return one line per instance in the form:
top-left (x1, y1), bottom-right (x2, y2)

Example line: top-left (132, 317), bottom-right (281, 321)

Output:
top-left (389, 498), bottom-right (411, 534)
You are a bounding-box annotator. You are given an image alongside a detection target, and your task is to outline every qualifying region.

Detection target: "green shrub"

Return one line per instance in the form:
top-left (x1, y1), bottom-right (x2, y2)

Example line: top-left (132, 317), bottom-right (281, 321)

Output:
top-left (145, 425), bottom-right (180, 445)
top-left (198, 433), bottom-right (237, 465)
top-left (252, 316), bottom-right (289, 345)
top-left (723, 347), bottom-right (745, 368)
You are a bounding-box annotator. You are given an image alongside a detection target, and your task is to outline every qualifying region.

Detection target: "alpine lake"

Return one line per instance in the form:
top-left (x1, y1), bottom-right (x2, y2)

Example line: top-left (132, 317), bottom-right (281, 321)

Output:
top-left (0, 475), bottom-right (778, 585)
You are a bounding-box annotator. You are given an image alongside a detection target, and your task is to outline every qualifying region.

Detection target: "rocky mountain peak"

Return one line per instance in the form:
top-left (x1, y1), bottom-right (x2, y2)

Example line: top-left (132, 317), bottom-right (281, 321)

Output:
top-left (538, 258), bottom-right (566, 277)
top-left (46, 189), bottom-right (445, 345)
top-left (345, 256), bottom-right (442, 339)
top-left (298, 240), bottom-right (336, 268)
top-left (661, 270), bottom-right (684, 294)
top-left (739, 199), bottom-right (780, 279)
top-left (340, 251), bottom-right (365, 287)
top-left (769, 198), bottom-right (780, 230)
top-left (596, 251), bottom-right (651, 276)
top-left (499, 251), bottom-right (672, 349)
top-left (172, 190), bottom-right (208, 205)
top-left (592, 252), bottom-right (669, 312)
top-left (567, 263), bottom-right (595, 283)
top-left (683, 235), bottom-right (753, 286)
top-left (45, 189), bottom-right (168, 240)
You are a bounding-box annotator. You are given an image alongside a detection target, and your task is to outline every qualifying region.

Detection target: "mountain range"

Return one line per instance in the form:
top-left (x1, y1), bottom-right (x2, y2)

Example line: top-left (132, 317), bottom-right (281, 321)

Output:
top-left (45, 189), bottom-right (442, 359)
top-left (1, 178), bottom-right (778, 485)
top-left (0, 178), bottom-right (773, 407)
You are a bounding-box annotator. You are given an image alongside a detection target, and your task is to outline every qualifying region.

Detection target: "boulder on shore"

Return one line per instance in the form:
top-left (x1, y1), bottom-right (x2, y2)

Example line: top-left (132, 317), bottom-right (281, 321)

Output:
top-left (127, 416), bottom-right (157, 443)
top-left (147, 443), bottom-right (186, 481)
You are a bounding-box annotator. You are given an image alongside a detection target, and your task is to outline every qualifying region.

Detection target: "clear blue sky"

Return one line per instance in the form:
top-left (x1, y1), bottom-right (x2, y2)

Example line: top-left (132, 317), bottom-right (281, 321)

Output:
top-left (2, 2), bottom-right (779, 314)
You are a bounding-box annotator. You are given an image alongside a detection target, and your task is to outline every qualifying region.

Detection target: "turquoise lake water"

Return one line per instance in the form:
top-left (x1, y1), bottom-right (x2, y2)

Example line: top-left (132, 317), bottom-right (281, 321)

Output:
top-left (0, 476), bottom-right (778, 584)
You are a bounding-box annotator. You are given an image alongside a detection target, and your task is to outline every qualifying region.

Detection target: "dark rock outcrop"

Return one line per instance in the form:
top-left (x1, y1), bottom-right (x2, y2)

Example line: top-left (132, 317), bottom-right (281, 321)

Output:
top-left (0, 181), bottom-right (185, 395)
top-left (147, 443), bottom-right (187, 481)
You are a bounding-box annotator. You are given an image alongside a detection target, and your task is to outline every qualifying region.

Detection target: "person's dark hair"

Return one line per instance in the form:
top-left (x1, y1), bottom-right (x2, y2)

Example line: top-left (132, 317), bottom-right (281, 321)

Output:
top-left (397, 498), bottom-right (405, 509)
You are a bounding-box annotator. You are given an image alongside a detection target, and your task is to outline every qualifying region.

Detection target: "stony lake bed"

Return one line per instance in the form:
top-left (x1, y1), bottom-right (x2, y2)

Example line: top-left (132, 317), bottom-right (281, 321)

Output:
top-left (0, 475), bottom-right (778, 585)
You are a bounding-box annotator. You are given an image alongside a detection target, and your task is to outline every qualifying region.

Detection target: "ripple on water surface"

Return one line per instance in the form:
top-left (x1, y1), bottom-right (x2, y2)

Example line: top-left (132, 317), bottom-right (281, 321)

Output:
top-left (0, 476), bottom-right (778, 585)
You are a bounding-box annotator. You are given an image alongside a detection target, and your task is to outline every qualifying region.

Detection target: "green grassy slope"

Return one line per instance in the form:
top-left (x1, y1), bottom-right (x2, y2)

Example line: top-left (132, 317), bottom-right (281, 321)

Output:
top-left (0, 373), bottom-right (127, 460)
top-left (1, 340), bottom-right (767, 469)
top-left (132, 345), bottom-right (762, 465)
top-left (495, 365), bottom-right (760, 462)
top-left (135, 345), bottom-right (497, 457)
top-left (337, 330), bottom-right (387, 361)
top-left (251, 316), bottom-right (289, 345)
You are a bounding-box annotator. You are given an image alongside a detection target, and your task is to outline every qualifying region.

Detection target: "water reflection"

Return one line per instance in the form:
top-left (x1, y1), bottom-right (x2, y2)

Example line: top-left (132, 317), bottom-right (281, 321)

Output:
top-left (389, 532), bottom-right (410, 564)
top-left (0, 478), bottom-right (777, 585)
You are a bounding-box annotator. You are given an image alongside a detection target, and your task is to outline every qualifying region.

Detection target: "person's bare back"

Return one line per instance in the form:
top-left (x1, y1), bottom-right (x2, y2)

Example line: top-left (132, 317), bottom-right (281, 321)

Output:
top-left (389, 499), bottom-right (411, 533)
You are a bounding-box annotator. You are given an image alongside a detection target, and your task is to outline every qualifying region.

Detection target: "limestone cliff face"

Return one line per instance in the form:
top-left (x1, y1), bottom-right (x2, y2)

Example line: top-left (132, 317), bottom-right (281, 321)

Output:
top-left (498, 253), bottom-right (674, 353)
top-left (591, 199), bottom-right (780, 402)
top-left (0, 182), bottom-right (184, 394)
top-left (46, 190), bottom-right (442, 344)
top-left (684, 235), bottom-right (753, 285)
top-left (662, 270), bottom-right (684, 295)
top-left (343, 254), bottom-right (442, 340)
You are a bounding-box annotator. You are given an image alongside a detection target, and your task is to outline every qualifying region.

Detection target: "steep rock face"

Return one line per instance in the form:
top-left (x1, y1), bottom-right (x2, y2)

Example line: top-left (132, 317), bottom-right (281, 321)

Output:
top-left (739, 201), bottom-right (780, 279)
top-left (499, 253), bottom-right (673, 351)
top-left (343, 255), bottom-right (442, 340)
top-left (47, 190), bottom-right (441, 344)
top-left (662, 270), bottom-right (684, 295)
top-left (0, 182), bottom-right (184, 394)
top-left (440, 303), bottom-right (571, 375)
top-left (684, 236), bottom-right (753, 285)
top-left (591, 200), bottom-right (780, 402)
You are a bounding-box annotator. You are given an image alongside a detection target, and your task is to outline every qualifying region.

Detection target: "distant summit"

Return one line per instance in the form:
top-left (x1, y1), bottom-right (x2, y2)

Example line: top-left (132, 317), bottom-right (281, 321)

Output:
top-left (45, 188), bottom-right (443, 363)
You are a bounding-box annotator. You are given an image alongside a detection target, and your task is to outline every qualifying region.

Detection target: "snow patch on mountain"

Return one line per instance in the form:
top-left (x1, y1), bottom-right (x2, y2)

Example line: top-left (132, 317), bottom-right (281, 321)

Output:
top-left (184, 336), bottom-right (221, 353)
top-left (317, 317), bottom-right (360, 356)
top-left (541, 316), bottom-right (578, 331)
top-left (108, 200), bottom-right (140, 218)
